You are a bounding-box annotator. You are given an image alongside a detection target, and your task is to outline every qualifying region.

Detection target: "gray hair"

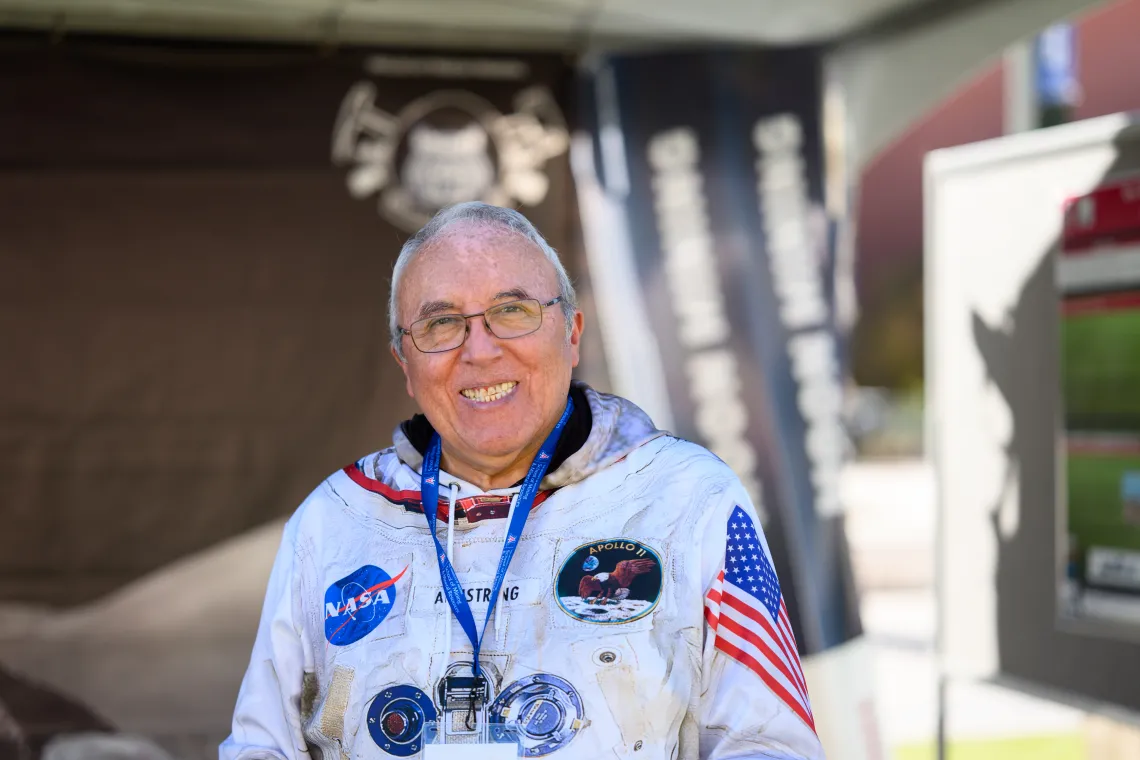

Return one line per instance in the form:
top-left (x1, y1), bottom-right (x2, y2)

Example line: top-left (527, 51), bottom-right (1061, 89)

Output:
top-left (388, 202), bottom-right (579, 360)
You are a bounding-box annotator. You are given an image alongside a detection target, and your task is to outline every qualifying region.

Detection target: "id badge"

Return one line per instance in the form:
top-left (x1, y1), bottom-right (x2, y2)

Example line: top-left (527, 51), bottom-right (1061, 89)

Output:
top-left (421, 722), bottom-right (519, 760)
top-left (423, 674), bottom-right (520, 759)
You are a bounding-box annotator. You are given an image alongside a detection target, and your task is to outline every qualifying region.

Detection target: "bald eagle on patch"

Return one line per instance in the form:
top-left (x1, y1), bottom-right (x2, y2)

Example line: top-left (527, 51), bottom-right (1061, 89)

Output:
top-left (577, 558), bottom-right (657, 603)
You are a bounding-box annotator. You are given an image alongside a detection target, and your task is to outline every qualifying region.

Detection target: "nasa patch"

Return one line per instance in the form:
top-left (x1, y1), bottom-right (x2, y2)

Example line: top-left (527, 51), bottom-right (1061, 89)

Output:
top-left (324, 564), bottom-right (407, 646)
top-left (555, 539), bottom-right (662, 625)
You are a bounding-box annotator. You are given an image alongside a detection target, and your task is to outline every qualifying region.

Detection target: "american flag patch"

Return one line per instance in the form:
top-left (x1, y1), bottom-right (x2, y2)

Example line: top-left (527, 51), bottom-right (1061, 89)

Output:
top-left (705, 506), bottom-right (815, 732)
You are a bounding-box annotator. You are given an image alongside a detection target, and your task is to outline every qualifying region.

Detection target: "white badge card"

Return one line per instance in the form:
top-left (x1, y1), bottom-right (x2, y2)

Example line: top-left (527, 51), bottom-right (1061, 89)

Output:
top-left (424, 744), bottom-right (517, 760)
top-left (422, 721), bottom-right (520, 760)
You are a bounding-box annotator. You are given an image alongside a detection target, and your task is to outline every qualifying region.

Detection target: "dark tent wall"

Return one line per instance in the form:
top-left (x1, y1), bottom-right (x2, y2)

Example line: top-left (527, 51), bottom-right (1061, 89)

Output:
top-left (0, 35), bottom-right (580, 606)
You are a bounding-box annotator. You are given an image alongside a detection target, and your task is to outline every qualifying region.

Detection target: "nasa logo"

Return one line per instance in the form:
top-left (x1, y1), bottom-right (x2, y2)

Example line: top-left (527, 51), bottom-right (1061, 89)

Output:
top-left (331, 80), bottom-right (569, 233)
top-left (324, 564), bottom-right (407, 646)
top-left (555, 539), bottom-right (663, 625)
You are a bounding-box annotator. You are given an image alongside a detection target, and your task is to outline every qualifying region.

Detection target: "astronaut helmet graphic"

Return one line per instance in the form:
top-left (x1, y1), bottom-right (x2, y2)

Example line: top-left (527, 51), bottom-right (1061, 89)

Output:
top-left (331, 82), bottom-right (569, 233)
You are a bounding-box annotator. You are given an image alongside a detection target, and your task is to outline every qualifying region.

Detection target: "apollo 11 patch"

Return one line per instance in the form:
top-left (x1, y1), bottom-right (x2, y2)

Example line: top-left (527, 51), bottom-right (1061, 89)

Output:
top-left (555, 539), bottom-right (662, 624)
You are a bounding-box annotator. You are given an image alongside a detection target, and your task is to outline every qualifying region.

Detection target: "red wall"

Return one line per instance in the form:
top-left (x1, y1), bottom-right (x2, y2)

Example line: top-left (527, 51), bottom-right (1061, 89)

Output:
top-left (1075, 0), bottom-right (1140, 120)
top-left (854, 0), bottom-right (1140, 305)
top-left (855, 66), bottom-right (1004, 300)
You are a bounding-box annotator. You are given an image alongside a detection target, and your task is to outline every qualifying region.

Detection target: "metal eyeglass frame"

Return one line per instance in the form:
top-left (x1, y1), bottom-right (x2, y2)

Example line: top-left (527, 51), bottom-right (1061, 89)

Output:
top-left (397, 295), bottom-right (563, 353)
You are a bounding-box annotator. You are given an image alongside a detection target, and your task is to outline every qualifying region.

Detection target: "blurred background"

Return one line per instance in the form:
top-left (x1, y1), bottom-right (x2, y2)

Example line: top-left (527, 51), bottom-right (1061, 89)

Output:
top-left (2, 0), bottom-right (1140, 758)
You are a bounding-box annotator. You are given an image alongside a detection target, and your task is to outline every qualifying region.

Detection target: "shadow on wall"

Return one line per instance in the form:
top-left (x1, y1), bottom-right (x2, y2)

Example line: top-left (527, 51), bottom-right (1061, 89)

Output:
top-left (0, 518), bottom-right (286, 757)
top-left (972, 131), bottom-right (1140, 712)
top-left (0, 664), bottom-right (114, 759)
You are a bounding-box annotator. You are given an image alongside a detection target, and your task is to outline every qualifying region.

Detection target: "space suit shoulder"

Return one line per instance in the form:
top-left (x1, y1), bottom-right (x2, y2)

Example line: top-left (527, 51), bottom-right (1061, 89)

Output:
top-left (641, 436), bottom-right (746, 495)
top-left (277, 474), bottom-right (349, 540)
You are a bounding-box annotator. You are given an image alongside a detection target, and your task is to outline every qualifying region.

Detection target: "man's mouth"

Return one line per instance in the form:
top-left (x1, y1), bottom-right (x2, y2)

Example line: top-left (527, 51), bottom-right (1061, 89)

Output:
top-left (460, 381), bottom-right (518, 404)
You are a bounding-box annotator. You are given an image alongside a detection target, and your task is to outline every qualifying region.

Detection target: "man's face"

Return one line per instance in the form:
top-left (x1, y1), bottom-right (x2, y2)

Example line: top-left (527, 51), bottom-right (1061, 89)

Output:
top-left (393, 222), bottom-right (583, 470)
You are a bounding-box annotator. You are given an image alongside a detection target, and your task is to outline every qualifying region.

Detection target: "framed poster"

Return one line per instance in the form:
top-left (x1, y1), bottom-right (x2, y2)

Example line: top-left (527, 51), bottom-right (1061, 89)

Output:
top-left (928, 111), bottom-right (1140, 713)
top-left (1057, 175), bottom-right (1140, 637)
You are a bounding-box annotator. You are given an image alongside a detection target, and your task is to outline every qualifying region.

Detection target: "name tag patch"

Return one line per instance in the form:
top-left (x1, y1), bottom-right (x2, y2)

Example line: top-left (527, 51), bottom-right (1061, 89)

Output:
top-left (412, 577), bottom-right (544, 614)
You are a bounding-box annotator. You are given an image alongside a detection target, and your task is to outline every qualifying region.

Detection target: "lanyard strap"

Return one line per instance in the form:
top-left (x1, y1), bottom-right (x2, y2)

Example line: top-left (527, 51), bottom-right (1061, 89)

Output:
top-left (421, 396), bottom-right (573, 676)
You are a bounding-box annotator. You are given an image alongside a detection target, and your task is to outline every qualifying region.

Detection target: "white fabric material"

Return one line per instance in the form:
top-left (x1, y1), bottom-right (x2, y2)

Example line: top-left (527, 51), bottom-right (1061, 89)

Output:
top-left (495, 493), bottom-right (519, 646)
top-left (442, 481), bottom-right (459, 710)
top-left (220, 386), bottom-right (824, 760)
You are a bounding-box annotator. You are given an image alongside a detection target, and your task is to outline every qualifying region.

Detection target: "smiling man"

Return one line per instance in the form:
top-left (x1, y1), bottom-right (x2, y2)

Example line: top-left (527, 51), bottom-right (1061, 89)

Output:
top-left (222, 202), bottom-right (825, 760)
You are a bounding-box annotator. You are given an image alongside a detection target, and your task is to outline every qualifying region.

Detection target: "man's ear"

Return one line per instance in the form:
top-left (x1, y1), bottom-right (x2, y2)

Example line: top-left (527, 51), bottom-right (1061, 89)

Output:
top-left (568, 310), bottom-right (584, 368)
top-left (391, 344), bottom-right (415, 398)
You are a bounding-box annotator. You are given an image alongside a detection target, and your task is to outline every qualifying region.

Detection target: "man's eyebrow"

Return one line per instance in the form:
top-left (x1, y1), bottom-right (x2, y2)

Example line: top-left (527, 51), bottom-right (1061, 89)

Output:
top-left (494, 288), bottom-right (531, 301)
top-left (413, 289), bottom-right (530, 321)
top-left (415, 300), bottom-right (457, 320)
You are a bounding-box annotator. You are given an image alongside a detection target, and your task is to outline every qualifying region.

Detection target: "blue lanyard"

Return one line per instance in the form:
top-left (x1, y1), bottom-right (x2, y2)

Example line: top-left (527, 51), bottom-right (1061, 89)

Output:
top-left (420, 396), bottom-right (573, 677)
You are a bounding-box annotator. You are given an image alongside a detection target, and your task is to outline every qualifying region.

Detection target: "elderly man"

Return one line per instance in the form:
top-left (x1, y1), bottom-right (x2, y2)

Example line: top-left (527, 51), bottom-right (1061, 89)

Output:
top-left (222, 202), bottom-right (824, 760)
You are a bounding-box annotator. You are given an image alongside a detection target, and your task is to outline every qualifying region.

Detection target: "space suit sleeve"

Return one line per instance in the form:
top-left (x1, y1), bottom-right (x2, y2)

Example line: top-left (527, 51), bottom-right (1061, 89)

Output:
top-left (696, 488), bottom-right (826, 760)
top-left (220, 514), bottom-right (313, 760)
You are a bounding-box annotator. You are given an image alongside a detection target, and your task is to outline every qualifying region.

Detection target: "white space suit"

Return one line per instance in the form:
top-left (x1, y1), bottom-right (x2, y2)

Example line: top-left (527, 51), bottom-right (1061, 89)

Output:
top-left (221, 385), bottom-right (824, 760)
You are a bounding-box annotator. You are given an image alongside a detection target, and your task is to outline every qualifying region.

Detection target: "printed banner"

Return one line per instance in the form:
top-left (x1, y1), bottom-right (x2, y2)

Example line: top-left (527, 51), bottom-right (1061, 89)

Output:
top-left (0, 36), bottom-right (577, 605)
top-left (574, 49), bottom-right (861, 654)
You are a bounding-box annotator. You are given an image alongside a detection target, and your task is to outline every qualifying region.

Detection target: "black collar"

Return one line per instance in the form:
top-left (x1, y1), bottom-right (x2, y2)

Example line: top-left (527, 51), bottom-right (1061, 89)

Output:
top-left (400, 384), bottom-right (593, 487)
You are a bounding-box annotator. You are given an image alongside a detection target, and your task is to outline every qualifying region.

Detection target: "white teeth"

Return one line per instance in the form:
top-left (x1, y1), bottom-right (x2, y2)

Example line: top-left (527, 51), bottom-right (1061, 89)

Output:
top-left (461, 381), bottom-right (517, 403)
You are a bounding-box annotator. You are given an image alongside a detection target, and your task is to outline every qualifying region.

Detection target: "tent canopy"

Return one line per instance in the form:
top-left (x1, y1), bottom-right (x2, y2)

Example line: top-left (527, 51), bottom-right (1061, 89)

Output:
top-left (0, 0), bottom-right (934, 49)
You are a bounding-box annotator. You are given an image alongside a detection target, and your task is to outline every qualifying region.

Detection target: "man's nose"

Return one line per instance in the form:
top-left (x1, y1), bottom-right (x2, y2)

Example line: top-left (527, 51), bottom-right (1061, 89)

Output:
top-left (461, 315), bottom-right (502, 360)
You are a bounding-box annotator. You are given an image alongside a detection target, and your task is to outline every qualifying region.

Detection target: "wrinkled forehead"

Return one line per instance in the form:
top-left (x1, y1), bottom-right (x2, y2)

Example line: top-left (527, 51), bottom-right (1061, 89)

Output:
top-left (398, 223), bottom-right (558, 314)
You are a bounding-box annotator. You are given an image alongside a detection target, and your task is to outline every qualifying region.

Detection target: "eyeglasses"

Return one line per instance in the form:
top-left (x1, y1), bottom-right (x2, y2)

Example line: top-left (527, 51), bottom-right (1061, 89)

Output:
top-left (398, 296), bottom-right (563, 354)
